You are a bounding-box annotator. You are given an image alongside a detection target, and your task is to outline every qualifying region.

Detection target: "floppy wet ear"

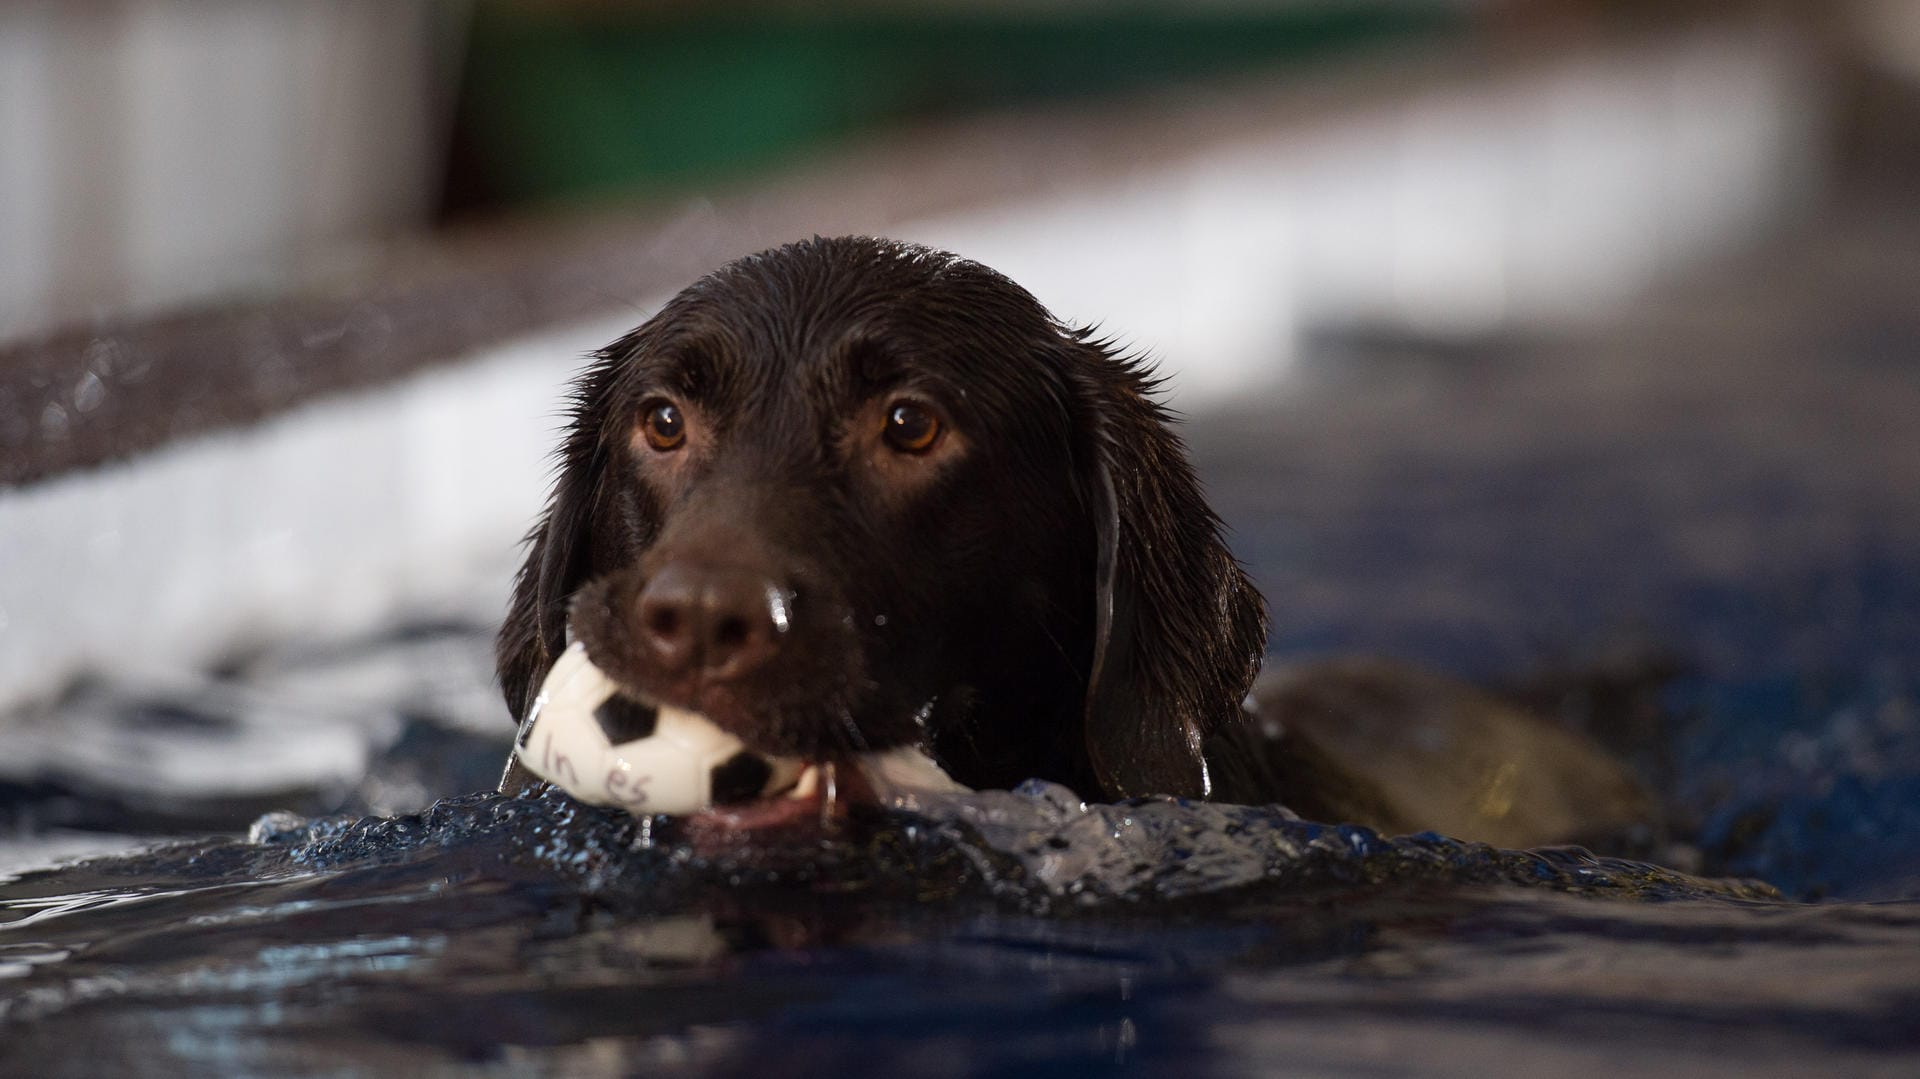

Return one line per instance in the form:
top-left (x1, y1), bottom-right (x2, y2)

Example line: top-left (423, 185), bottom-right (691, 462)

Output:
top-left (1069, 336), bottom-right (1269, 800)
top-left (495, 351), bottom-right (633, 726)
top-left (495, 449), bottom-right (600, 726)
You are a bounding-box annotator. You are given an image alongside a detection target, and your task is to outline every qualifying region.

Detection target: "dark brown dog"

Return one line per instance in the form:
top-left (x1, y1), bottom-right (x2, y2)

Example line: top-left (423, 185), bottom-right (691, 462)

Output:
top-left (497, 236), bottom-right (1268, 803)
top-left (496, 235), bottom-right (1656, 848)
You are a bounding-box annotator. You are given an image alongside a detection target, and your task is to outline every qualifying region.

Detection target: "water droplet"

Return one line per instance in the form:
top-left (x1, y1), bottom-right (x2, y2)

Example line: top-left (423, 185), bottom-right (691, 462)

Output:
top-left (766, 587), bottom-right (791, 633)
top-left (118, 348), bottom-right (154, 383)
top-left (72, 370), bottom-right (106, 413)
top-left (39, 402), bottom-right (69, 440)
top-left (299, 321), bottom-right (349, 350)
top-left (83, 338), bottom-right (120, 377)
top-left (873, 614), bottom-right (888, 627)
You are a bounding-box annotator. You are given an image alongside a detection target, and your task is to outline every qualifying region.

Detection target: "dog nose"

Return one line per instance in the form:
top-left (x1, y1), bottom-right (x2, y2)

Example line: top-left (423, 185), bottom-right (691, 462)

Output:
top-left (635, 563), bottom-right (788, 681)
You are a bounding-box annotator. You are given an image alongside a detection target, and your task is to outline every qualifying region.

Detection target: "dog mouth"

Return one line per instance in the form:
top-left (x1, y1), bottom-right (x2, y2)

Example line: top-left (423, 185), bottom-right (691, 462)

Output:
top-left (516, 639), bottom-right (965, 825)
top-left (683, 761), bottom-right (846, 837)
top-left (600, 680), bottom-right (964, 813)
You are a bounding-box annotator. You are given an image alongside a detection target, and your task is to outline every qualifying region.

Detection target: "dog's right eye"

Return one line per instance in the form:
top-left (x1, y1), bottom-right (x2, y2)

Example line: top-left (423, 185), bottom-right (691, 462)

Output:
top-left (641, 402), bottom-right (686, 451)
top-left (882, 401), bottom-right (942, 454)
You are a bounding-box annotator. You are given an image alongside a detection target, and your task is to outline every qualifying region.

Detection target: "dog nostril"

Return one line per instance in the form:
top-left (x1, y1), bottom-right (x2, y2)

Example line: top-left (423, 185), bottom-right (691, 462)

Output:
top-left (713, 616), bottom-right (750, 650)
top-left (645, 607), bottom-right (681, 641)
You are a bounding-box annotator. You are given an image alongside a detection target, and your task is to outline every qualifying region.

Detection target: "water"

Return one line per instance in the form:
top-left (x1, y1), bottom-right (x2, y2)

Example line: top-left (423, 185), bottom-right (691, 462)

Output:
top-left (13, 782), bottom-right (1914, 1078)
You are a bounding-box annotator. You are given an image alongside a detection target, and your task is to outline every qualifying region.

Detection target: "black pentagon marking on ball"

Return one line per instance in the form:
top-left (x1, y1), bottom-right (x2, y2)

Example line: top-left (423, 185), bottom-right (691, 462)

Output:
top-left (594, 694), bottom-right (660, 743)
top-left (710, 752), bottom-right (774, 805)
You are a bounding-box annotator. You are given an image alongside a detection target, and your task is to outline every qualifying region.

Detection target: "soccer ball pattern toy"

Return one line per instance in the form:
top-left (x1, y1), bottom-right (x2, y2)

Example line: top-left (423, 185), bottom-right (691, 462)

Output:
top-left (515, 641), bottom-right (805, 814)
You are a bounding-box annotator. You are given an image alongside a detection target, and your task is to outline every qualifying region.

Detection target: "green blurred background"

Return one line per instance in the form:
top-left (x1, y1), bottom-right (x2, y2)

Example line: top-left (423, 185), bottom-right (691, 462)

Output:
top-left (448, 2), bottom-right (1457, 212)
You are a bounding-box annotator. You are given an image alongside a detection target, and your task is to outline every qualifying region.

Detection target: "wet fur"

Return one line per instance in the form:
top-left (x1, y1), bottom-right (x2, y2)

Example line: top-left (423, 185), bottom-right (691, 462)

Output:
top-left (497, 236), bottom-right (1268, 801)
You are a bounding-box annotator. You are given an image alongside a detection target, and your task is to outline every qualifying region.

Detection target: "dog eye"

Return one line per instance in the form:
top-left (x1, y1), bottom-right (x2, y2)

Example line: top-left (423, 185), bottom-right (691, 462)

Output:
top-left (882, 401), bottom-right (941, 454)
top-left (641, 402), bottom-right (686, 451)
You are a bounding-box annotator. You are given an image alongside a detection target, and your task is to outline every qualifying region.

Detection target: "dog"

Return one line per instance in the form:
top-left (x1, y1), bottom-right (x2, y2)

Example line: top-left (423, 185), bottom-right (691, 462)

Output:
top-left (496, 235), bottom-right (1267, 805)
top-left (496, 235), bottom-right (1655, 846)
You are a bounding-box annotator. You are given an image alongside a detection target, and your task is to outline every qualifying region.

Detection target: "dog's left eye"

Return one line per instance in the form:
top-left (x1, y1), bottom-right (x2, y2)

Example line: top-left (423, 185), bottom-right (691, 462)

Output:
top-left (641, 402), bottom-right (686, 451)
top-left (882, 401), bottom-right (942, 454)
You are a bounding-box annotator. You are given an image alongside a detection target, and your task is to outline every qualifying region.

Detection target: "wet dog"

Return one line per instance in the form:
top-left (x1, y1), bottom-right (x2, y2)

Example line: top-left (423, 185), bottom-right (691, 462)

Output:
top-left (496, 236), bottom-right (1267, 803)
top-left (496, 235), bottom-right (1655, 848)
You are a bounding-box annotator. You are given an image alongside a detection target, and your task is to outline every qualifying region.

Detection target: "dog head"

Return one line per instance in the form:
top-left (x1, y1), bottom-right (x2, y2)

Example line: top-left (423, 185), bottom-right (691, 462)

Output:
top-left (498, 237), bottom-right (1266, 800)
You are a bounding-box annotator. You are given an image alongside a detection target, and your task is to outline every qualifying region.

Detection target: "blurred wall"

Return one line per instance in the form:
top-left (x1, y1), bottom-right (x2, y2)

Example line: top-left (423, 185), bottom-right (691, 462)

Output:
top-left (0, 0), bottom-right (463, 343)
top-left (902, 22), bottom-right (1825, 402)
top-left (0, 16), bottom-right (1834, 716)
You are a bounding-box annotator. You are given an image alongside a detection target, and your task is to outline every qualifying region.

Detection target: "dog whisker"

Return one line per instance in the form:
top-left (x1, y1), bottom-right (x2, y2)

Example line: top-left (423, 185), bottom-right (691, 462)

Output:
top-left (818, 760), bottom-right (839, 828)
top-left (837, 706), bottom-right (872, 754)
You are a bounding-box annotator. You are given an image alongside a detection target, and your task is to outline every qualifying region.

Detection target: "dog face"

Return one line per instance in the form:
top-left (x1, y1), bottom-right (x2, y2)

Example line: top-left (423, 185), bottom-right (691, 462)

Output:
top-left (498, 237), bottom-right (1267, 801)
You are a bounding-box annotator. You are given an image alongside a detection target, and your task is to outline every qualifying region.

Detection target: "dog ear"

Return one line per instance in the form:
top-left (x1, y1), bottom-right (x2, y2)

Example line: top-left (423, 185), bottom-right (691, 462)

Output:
top-left (1068, 334), bottom-right (1269, 800)
top-left (495, 352), bottom-right (628, 726)
top-left (495, 452), bottom-right (597, 725)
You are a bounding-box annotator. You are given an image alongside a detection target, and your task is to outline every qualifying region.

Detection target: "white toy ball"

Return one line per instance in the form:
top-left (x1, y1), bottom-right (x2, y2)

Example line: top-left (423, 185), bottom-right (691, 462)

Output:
top-left (515, 642), bottom-right (805, 815)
